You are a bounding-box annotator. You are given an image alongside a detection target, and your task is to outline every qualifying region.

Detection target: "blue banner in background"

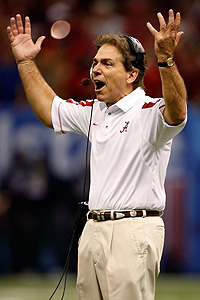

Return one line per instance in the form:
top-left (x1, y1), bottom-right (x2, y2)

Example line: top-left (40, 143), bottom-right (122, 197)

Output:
top-left (0, 107), bottom-right (87, 182)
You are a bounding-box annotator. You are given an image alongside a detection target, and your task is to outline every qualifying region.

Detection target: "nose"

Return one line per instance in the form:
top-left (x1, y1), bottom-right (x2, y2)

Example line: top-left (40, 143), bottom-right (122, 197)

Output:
top-left (92, 62), bottom-right (102, 76)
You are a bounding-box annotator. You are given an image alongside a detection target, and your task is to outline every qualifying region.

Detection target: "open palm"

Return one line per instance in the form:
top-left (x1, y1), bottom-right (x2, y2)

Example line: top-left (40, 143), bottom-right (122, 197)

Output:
top-left (7, 14), bottom-right (45, 63)
top-left (146, 9), bottom-right (184, 60)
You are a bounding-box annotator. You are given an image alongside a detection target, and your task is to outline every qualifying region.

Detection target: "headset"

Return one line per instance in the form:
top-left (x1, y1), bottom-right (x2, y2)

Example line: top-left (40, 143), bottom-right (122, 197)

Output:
top-left (122, 34), bottom-right (146, 71)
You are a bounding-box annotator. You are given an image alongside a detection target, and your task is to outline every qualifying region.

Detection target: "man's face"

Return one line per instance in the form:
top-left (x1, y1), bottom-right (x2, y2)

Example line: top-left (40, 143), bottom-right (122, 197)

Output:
top-left (92, 44), bottom-right (134, 106)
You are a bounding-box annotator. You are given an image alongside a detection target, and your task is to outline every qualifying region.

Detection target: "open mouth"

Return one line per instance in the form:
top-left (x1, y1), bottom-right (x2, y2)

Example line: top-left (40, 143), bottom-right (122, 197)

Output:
top-left (94, 80), bottom-right (106, 91)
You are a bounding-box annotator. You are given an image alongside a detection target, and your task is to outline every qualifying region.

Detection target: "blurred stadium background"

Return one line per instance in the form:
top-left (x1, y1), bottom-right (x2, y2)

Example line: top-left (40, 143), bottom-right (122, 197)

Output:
top-left (1, 273), bottom-right (200, 299)
top-left (0, 0), bottom-right (200, 298)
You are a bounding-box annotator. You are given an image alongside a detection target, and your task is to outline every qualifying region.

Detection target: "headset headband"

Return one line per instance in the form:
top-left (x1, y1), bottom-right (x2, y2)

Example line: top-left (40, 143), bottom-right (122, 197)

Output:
top-left (122, 34), bottom-right (146, 71)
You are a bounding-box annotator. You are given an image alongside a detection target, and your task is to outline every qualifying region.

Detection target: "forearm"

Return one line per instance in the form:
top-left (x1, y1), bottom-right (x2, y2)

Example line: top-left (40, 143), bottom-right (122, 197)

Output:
top-left (159, 64), bottom-right (187, 125)
top-left (147, 10), bottom-right (187, 125)
top-left (18, 60), bottom-right (56, 128)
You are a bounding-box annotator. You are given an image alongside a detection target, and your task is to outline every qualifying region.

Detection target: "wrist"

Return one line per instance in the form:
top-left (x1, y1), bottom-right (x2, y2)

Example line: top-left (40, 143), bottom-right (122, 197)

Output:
top-left (17, 59), bottom-right (34, 65)
top-left (157, 57), bottom-right (175, 67)
top-left (17, 59), bottom-right (36, 71)
top-left (157, 52), bottom-right (174, 62)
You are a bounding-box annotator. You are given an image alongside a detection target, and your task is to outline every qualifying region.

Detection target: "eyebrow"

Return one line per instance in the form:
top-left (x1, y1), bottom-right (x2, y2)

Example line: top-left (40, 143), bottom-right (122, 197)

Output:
top-left (92, 58), bottom-right (115, 64)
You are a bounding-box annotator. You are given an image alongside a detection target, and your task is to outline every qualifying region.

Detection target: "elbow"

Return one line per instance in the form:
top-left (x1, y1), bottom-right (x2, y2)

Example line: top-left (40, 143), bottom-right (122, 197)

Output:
top-left (169, 111), bottom-right (187, 126)
top-left (178, 111), bottom-right (187, 123)
top-left (164, 106), bottom-right (187, 126)
top-left (176, 104), bottom-right (187, 124)
top-left (41, 119), bottom-right (53, 129)
top-left (38, 114), bottom-right (53, 128)
top-left (41, 107), bottom-right (53, 128)
top-left (44, 122), bottom-right (53, 129)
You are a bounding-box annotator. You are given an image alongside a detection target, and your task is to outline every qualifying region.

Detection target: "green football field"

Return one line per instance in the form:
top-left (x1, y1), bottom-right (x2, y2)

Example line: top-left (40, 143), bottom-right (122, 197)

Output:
top-left (0, 273), bottom-right (200, 300)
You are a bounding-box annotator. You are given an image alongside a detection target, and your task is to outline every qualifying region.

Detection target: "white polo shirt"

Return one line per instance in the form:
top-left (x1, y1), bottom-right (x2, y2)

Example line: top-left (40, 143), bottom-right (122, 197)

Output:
top-left (52, 87), bottom-right (186, 211)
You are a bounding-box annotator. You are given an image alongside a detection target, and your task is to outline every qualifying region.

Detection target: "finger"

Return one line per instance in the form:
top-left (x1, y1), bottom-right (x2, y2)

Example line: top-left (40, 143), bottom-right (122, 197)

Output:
top-left (16, 14), bottom-right (24, 34)
top-left (10, 16), bottom-right (18, 36)
top-left (157, 12), bottom-right (166, 31)
top-left (25, 16), bottom-right (31, 35)
top-left (174, 12), bottom-right (181, 31)
top-left (167, 9), bottom-right (176, 33)
top-left (168, 9), bottom-right (175, 26)
top-left (7, 26), bottom-right (15, 43)
top-left (146, 22), bottom-right (158, 37)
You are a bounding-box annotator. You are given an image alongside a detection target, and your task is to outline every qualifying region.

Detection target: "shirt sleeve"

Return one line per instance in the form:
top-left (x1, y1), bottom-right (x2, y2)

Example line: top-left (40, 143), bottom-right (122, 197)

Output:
top-left (51, 95), bottom-right (93, 136)
top-left (140, 97), bottom-right (187, 148)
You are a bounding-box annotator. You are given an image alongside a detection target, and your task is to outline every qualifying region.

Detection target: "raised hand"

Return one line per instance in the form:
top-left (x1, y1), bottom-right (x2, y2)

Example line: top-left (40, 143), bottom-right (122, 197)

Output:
top-left (146, 9), bottom-right (184, 62)
top-left (7, 14), bottom-right (45, 63)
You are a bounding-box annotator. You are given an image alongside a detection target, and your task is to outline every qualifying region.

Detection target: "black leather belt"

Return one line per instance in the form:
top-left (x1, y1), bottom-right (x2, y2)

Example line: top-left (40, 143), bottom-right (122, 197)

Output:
top-left (87, 210), bottom-right (163, 221)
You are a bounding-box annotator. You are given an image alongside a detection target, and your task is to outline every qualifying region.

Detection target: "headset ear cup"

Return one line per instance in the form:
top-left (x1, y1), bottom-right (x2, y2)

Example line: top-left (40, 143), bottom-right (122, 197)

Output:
top-left (132, 53), bottom-right (145, 71)
top-left (90, 64), bottom-right (94, 82)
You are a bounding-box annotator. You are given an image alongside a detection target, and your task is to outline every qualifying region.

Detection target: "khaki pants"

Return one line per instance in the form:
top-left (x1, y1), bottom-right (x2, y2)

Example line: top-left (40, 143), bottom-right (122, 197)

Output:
top-left (77, 216), bottom-right (165, 300)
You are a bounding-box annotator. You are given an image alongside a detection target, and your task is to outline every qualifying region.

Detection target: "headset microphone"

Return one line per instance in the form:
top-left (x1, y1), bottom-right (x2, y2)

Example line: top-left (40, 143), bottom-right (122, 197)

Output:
top-left (80, 78), bottom-right (91, 86)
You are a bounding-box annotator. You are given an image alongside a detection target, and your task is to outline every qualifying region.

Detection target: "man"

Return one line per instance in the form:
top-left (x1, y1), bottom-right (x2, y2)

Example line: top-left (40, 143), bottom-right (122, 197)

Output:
top-left (7, 9), bottom-right (187, 300)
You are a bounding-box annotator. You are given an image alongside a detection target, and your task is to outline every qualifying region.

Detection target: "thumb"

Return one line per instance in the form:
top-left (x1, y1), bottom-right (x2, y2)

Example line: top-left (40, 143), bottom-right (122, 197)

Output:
top-left (176, 31), bottom-right (184, 46)
top-left (35, 36), bottom-right (46, 50)
top-left (146, 22), bottom-right (158, 37)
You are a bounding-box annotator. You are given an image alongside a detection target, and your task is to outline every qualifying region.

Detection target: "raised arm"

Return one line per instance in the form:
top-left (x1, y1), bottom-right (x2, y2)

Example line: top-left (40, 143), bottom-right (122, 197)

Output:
top-left (7, 14), bottom-right (55, 128)
top-left (147, 9), bottom-right (187, 125)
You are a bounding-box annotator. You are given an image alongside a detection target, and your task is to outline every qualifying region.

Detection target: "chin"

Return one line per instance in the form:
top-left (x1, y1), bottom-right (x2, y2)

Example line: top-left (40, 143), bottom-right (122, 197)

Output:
top-left (96, 94), bottom-right (105, 102)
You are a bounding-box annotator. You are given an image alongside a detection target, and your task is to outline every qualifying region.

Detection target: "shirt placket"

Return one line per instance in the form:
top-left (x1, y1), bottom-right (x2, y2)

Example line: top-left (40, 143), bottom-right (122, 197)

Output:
top-left (103, 109), bottom-right (113, 137)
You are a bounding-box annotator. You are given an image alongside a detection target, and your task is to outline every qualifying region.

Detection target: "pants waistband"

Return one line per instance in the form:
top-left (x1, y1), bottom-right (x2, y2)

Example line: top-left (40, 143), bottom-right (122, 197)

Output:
top-left (87, 209), bottom-right (163, 221)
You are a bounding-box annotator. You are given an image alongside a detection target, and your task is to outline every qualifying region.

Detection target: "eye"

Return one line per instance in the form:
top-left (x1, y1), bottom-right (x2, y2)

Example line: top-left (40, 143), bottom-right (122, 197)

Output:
top-left (104, 61), bottom-right (112, 66)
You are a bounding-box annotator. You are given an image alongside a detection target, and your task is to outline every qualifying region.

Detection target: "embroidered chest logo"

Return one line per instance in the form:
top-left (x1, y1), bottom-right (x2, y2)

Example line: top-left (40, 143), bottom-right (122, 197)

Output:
top-left (120, 121), bottom-right (130, 133)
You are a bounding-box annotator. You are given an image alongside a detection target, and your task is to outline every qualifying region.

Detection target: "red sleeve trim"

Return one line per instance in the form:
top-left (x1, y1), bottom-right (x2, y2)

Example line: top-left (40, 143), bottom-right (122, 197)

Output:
top-left (142, 99), bottom-right (162, 109)
top-left (65, 98), bottom-right (94, 107)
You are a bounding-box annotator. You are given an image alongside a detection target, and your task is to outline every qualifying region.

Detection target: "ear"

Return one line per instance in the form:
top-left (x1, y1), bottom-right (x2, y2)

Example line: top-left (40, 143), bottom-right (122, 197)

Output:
top-left (127, 70), bottom-right (139, 84)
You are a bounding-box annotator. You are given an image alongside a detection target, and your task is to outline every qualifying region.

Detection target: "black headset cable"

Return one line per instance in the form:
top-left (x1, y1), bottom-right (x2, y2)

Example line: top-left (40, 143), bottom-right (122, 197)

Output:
top-left (48, 97), bottom-right (94, 300)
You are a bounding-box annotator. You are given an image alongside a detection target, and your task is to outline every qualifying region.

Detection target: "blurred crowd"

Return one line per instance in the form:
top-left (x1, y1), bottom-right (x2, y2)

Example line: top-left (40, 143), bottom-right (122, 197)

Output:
top-left (0, 0), bottom-right (200, 274)
top-left (0, 0), bottom-right (200, 104)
